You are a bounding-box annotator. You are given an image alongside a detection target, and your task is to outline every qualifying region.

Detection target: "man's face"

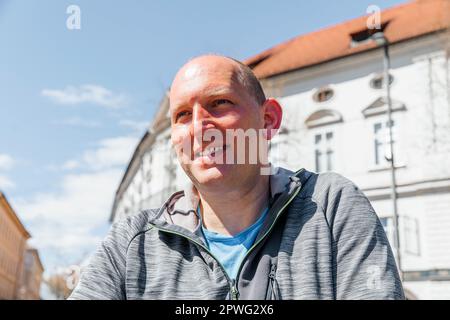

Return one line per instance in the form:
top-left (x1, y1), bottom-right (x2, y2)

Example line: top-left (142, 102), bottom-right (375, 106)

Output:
top-left (169, 56), bottom-right (266, 190)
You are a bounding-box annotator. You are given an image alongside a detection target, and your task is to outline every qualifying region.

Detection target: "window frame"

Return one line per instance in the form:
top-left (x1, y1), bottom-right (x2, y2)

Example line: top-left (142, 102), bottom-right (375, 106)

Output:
top-left (313, 130), bottom-right (335, 173)
top-left (370, 119), bottom-right (402, 169)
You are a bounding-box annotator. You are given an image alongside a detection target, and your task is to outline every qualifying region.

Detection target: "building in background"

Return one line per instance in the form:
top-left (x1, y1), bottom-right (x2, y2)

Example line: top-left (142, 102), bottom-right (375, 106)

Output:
top-left (0, 192), bottom-right (44, 300)
top-left (0, 192), bottom-right (30, 299)
top-left (17, 247), bottom-right (44, 300)
top-left (110, 0), bottom-right (450, 299)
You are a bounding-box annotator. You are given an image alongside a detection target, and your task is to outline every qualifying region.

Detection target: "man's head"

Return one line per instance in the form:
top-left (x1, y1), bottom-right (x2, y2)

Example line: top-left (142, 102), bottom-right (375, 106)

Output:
top-left (169, 54), bottom-right (282, 192)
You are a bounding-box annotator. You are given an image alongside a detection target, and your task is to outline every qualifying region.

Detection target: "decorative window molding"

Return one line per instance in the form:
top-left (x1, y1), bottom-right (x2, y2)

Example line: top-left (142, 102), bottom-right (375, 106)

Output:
top-left (312, 87), bottom-right (334, 103)
top-left (362, 97), bottom-right (406, 118)
top-left (305, 109), bottom-right (343, 128)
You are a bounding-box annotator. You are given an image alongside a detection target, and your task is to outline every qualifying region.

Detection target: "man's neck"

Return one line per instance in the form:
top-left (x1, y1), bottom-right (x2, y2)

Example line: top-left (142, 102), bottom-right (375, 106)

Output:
top-left (197, 174), bottom-right (270, 236)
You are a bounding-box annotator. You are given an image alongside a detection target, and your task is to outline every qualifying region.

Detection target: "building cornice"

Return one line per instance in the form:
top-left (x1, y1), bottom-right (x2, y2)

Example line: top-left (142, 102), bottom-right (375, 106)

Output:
top-left (0, 191), bottom-right (31, 239)
top-left (363, 176), bottom-right (450, 201)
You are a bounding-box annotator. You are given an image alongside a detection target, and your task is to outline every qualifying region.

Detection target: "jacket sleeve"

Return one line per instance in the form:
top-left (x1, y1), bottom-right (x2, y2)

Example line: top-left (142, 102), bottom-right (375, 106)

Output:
top-left (327, 176), bottom-right (405, 300)
top-left (68, 218), bottom-right (130, 300)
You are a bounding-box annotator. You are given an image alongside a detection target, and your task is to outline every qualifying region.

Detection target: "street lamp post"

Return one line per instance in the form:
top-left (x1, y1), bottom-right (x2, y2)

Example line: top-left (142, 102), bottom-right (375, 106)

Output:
top-left (371, 32), bottom-right (402, 280)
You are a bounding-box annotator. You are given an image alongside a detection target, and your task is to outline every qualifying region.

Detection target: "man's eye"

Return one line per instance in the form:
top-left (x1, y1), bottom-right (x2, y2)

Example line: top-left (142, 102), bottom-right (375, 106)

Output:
top-left (176, 111), bottom-right (191, 121)
top-left (212, 99), bottom-right (233, 107)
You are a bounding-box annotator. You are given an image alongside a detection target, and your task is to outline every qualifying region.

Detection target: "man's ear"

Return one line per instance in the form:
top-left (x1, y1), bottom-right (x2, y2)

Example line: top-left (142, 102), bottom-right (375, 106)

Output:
top-left (262, 98), bottom-right (283, 140)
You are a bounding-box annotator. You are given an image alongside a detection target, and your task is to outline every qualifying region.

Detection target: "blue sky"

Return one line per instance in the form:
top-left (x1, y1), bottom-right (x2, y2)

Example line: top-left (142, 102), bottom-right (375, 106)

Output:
top-left (0, 0), bottom-right (404, 277)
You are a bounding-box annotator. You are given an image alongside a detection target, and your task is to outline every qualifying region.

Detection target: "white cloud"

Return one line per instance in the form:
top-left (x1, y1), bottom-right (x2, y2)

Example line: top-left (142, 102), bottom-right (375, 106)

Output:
top-left (46, 136), bottom-right (139, 173)
top-left (82, 136), bottom-right (138, 171)
top-left (42, 84), bottom-right (128, 109)
top-left (15, 134), bottom-right (140, 273)
top-left (119, 119), bottom-right (149, 133)
top-left (16, 169), bottom-right (122, 271)
top-left (0, 175), bottom-right (15, 189)
top-left (0, 153), bottom-right (14, 170)
top-left (61, 160), bottom-right (80, 170)
top-left (0, 154), bottom-right (15, 190)
top-left (17, 169), bottom-right (122, 225)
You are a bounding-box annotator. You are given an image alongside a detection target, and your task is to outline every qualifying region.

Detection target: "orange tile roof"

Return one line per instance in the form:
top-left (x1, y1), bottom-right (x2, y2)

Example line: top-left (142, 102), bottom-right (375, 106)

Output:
top-left (245, 0), bottom-right (450, 79)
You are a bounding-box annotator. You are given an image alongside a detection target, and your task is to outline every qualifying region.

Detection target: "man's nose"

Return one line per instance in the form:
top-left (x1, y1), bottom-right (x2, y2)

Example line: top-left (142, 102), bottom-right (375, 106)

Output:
top-left (190, 104), bottom-right (213, 152)
top-left (190, 103), bottom-right (211, 137)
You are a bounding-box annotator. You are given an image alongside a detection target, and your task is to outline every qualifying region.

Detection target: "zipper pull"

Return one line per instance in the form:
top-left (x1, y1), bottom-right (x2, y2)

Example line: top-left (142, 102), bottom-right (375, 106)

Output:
top-left (269, 263), bottom-right (277, 279)
top-left (230, 279), bottom-right (240, 300)
top-left (268, 264), bottom-right (280, 300)
top-left (288, 176), bottom-right (301, 193)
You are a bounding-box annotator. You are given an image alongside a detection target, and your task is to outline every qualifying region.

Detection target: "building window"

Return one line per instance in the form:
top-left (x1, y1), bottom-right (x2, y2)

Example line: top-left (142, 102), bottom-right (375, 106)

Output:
top-left (313, 87), bottom-right (334, 103)
top-left (349, 24), bottom-right (387, 47)
top-left (314, 131), bottom-right (334, 173)
top-left (144, 153), bottom-right (153, 183)
top-left (380, 217), bottom-right (395, 247)
top-left (370, 73), bottom-right (394, 89)
top-left (381, 216), bottom-right (420, 256)
top-left (145, 168), bottom-right (152, 183)
top-left (373, 120), bottom-right (396, 166)
top-left (403, 216), bottom-right (420, 256)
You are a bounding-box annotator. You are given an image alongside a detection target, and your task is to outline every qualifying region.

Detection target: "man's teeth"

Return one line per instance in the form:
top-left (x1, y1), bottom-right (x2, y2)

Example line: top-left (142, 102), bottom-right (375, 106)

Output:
top-left (197, 146), bottom-right (225, 157)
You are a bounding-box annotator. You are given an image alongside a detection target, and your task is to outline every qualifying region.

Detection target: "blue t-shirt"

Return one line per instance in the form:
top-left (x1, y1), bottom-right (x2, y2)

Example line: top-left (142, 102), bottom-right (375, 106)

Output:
top-left (199, 206), bottom-right (269, 280)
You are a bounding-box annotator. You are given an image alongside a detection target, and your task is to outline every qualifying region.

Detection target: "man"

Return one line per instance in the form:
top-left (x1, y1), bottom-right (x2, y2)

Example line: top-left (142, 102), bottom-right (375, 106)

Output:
top-left (69, 55), bottom-right (404, 300)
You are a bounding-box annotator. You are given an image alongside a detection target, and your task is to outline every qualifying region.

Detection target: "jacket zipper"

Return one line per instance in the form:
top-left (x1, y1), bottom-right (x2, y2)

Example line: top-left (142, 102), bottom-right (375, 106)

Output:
top-left (267, 263), bottom-right (278, 300)
top-left (230, 279), bottom-right (239, 300)
top-left (232, 181), bottom-right (302, 298)
top-left (150, 171), bottom-right (303, 300)
top-left (148, 224), bottom-right (238, 299)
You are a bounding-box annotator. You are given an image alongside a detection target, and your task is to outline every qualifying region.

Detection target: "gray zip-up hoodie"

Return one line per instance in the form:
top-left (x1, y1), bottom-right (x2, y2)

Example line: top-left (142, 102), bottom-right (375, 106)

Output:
top-left (69, 167), bottom-right (405, 300)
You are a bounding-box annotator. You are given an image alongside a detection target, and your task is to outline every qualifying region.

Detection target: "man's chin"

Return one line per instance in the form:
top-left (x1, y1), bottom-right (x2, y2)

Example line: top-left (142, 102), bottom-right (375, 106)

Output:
top-left (190, 166), bottom-right (228, 186)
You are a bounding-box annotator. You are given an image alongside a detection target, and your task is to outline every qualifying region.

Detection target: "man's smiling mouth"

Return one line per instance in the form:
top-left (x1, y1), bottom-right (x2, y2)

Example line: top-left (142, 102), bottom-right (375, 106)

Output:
top-left (194, 144), bottom-right (228, 160)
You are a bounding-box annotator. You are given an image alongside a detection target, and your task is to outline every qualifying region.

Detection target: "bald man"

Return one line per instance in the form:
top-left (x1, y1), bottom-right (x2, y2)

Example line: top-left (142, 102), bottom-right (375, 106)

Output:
top-left (69, 55), bottom-right (404, 300)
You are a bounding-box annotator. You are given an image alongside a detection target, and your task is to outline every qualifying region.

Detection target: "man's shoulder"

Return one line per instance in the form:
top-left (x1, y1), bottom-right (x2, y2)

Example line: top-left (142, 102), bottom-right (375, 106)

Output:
top-left (296, 169), bottom-right (379, 226)
top-left (295, 169), bottom-right (367, 217)
top-left (298, 169), bottom-right (357, 197)
top-left (108, 208), bottom-right (160, 244)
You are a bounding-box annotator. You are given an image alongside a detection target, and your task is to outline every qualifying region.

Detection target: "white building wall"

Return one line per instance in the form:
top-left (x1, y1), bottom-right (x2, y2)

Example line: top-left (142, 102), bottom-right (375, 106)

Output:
top-left (266, 34), bottom-right (450, 299)
top-left (423, 193), bottom-right (450, 269)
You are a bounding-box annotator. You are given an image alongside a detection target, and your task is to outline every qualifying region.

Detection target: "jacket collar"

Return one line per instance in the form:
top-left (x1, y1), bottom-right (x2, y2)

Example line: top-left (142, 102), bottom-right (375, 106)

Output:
top-left (149, 166), bottom-right (298, 234)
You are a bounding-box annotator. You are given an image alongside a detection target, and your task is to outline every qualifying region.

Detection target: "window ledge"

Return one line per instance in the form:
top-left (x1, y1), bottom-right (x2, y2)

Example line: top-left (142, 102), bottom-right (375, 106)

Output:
top-left (368, 163), bottom-right (406, 172)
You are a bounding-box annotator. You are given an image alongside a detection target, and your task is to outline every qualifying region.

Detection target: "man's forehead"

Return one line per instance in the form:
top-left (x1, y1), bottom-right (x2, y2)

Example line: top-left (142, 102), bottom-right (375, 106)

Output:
top-left (170, 60), bottom-right (241, 106)
top-left (178, 55), bottom-right (239, 76)
top-left (172, 55), bottom-right (242, 86)
top-left (175, 59), bottom-right (237, 84)
top-left (182, 63), bottom-right (203, 79)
